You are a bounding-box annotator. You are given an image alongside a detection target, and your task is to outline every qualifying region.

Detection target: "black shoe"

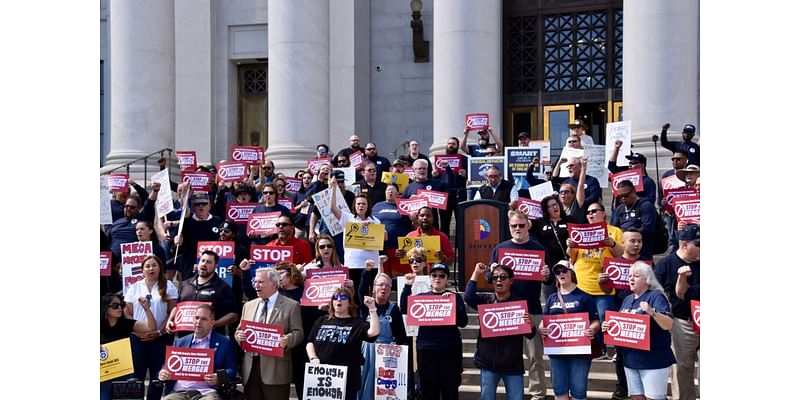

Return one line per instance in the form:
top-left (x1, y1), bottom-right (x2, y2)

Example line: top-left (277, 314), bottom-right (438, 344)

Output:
top-left (611, 389), bottom-right (628, 399)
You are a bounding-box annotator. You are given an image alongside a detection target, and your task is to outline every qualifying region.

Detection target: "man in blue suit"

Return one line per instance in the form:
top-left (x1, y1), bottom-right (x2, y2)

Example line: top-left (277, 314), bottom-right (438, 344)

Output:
top-left (157, 304), bottom-right (237, 399)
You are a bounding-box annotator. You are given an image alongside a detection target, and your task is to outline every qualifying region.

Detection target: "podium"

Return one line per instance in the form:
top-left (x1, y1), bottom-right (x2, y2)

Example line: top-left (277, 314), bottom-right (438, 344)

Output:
top-left (456, 199), bottom-right (509, 291)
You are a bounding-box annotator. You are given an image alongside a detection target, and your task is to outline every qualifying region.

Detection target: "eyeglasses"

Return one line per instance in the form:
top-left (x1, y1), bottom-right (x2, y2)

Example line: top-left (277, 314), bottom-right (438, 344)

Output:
top-left (108, 303), bottom-right (123, 310)
top-left (331, 294), bottom-right (350, 301)
top-left (409, 257), bottom-right (424, 264)
top-left (337, 160), bottom-right (348, 164)
top-left (559, 190), bottom-right (573, 195)
top-left (263, 166), bottom-right (274, 170)
top-left (263, 191), bottom-right (275, 195)
top-left (671, 157), bottom-right (686, 161)
top-left (489, 275), bottom-right (510, 282)
top-left (509, 223), bottom-right (527, 229)
top-left (318, 244), bottom-right (333, 249)
top-left (587, 209), bottom-right (603, 214)
top-left (365, 148), bottom-right (376, 151)
top-left (275, 222), bottom-right (293, 227)
top-left (430, 273), bottom-right (447, 279)
top-left (554, 268), bottom-right (570, 276)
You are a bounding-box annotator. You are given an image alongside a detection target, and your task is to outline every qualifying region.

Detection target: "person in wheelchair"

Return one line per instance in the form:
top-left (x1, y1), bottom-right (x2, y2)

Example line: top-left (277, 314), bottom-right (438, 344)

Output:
top-left (156, 304), bottom-right (237, 400)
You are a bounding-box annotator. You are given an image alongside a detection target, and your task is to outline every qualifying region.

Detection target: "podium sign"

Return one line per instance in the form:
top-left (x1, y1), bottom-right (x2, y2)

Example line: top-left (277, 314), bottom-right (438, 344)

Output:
top-left (457, 200), bottom-right (509, 291)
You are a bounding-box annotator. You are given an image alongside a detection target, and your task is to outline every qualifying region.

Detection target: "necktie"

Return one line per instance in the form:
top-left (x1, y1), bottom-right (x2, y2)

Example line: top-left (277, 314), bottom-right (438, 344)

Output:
top-left (259, 299), bottom-right (269, 323)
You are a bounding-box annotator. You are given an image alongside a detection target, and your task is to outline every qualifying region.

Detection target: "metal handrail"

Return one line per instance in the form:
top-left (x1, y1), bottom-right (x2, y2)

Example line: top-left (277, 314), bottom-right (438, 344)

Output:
top-left (100, 148), bottom-right (176, 185)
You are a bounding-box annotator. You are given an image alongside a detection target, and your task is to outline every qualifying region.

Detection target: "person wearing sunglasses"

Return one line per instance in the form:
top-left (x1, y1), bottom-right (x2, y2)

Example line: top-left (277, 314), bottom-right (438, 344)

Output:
top-left (488, 210), bottom-right (552, 400)
top-left (465, 262), bottom-right (535, 400)
top-left (354, 161), bottom-right (387, 206)
top-left (249, 182), bottom-right (292, 245)
top-left (660, 122), bottom-right (700, 167)
top-left (265, 215), bottom-right (314, 266)
top-left (363, 142), bottom-right (391, 176)
top-left (551, 155), bottom-right (601, 215)
top-left (372, 184), bottom-right (413, 278)
top-left (173, 191), bottom-right (225, 280)
top-left (307, 287), bottom-right (380, 400)
top-left (658, 150), bottom-right (690, 254)
top-left (100, 293), bottom-right (157, 400)
top-left (400, 264), bottom-right (468, 400)
top-left (539, 260), bottom-right (600, 400)
top-left (607, 144), bottom-right (657, 209)
top-left (611, 180), bottom-right (657, 259)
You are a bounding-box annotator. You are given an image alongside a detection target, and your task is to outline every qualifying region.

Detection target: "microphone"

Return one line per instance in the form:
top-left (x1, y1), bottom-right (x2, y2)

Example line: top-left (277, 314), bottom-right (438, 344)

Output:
top-left (651, 134), bottom-right (659, 143)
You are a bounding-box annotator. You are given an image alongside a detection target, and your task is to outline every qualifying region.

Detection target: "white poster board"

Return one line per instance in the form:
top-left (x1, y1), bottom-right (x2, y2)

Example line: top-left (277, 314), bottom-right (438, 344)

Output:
top-left (557, 147), bottom-right (585, 177)
top-left (152, 169), bottom-right (175, 218)
top-left (528, 181), bottom-right (556, 201)
top-left (398, 275), bottom-right (431, 336)
top-left (100, 175), bottom-right (113, 225)
top-left (303, 362), bottom-right (348, 400)
top-left (374, 344), bottom-right (409, 400)
top-left (605, 121), bottom-right (632, 167)
top-left (311, 187), bottom-right (350, 236)
top-left (584, 144), bottom-right (609, 188)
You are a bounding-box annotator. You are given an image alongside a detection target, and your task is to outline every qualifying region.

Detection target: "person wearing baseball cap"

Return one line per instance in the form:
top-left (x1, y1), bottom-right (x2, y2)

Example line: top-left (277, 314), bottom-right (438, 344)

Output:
top-left (654, 223), bottom-right (699, 400)
top-left (400, 261), bottom-right (467, 400)
top-left (567, 119), bottom-right (594, 146)
top-left (607, 142), bottom-right (658, 208)
top-left (461, 125), bottom-right (505, 157)
top-left (539, 258), bottom-right (600, 400)
top-left (517, 131), bottom-right (531, 147)
top-left (174, 191), bottom-right (224, 280)
top-left (660, 122), bottom-right (700, 166)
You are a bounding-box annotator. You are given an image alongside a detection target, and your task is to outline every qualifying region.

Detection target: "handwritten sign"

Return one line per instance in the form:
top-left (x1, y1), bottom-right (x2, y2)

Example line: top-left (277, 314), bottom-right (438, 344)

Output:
top-left (250, 245), bottom-right (293, 269)
top-left (226, 202), bottom-right (258, 225)
top-left (181, 171), bottom-right (213, 192)
top-left (415, 189), bottom-right (448, 210)
top-left (301, 276), bottom-right (346, 307)
top-left (567, 222), bottom-right (608, 249)
top-left (396, 196), bottom-right (428, 216)
top-left (517, 198), bottom-right (543, 220)
top-left (528, 181), bottom-right (555, 201)
top-left (246, 212), bottom-right (281, 236)
top-left (217, 161), bottom-right (249, 183)
top-left (311, 187), bottom-right (349, 235)
top-left (239, 320), bottom-right (285, 357)
top-left (543, 313), bottom-right (591, 355)
top-left (606, 121), bottom-right (632, 167)
top-left (497, 248), bottom-right (547, 281)
top-left (120, 241), bottom-right (153, 294)
top-left (165, 346), bottom-right (214, 381)
top-left (611, 169), bottom-right (644, 195)
top-left (604, 311), bottom-right (650, 351)
top-left (478, 300), bottom-right (531, 338)
top-left (100, 251), bottom-right (112, 277)
top-left (344, 222), bottom-right (385, 251)
top-left (584, 144), bottom-right (608, 188)
top-left (674, 196), bottom-right (701, 225)
top-left (303, 363), bottom-right (347, 400)
top-left (381, 172), bottom-right (410, 193)
top-left (397, 236), bottom-right (440, 263)
top-left (406, 295), bottom-right (456, 326)
top-left (173, 301), bottom-right (213, 331)
top-left (374, 344), bottom-right (409, 400)
top-left (175, 150), bottom-right (197, 171)
top-left (465, 113), bottom-right (490, 131)
top-left (107, 173), bottom-right (129, 193)
top-left (100, 176), bottom-right (113, 225)
top-left (152, 169), bottom-right (174, 219)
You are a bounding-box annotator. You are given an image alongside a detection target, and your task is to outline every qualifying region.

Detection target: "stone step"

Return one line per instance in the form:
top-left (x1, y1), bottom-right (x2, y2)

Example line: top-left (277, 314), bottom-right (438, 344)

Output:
top-left (458, 385), bottom-right (617, 400)
top-left (459, 350), bottom-right (619, 375)
top-left (460, 368), bottom-right (619, 391)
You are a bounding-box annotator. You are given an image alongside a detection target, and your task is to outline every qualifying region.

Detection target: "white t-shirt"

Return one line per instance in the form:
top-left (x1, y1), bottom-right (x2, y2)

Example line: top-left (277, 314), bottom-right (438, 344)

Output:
top-left (338, 212), bottom-right (382, 269)
top-left (124, 279), bottom-right (178, 328)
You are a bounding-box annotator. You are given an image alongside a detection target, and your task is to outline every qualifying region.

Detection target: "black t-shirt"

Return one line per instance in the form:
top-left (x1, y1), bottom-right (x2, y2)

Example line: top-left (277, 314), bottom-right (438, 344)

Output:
top-left (654, 252), bottom-right (700, 320)
top-left (101, 318), bottom-right (136, 344)
top-left (308, 315), bottom-right (376, 390)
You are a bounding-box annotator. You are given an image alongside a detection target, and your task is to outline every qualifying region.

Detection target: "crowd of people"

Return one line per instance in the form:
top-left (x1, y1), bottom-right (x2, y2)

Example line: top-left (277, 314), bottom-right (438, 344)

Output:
top-left (101, 122), bottom-right (700, 400)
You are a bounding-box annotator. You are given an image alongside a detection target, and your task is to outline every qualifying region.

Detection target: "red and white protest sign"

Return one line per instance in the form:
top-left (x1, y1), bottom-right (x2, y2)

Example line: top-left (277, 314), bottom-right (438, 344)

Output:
top-left (406, 295), bottom-right (456, 326)
top-left (602, 258), bottom-right (651, 290)
top-left (674, 196), bottom-right (700, 225)
top-left (517, 198), bottom-right (543, 220)
top-left (175, 151), bottom-right (197, 171)
top-left (611, 170), bottom-right (644, 195)
top-left (231, 146), bottom-right (264, 165)
top-left (402, 167), bottom-right (415, 179)
top-left (284, 177), bottom-right (302, 193)
top-left (197, 241), bottom-right (235, 260)
top-left (497, 248), bottom-right (547, 281)
top-left (306, 267), bottom-right (350, 280)
top-left (173, 301), bottom-right (213, 331)
top-left (120, 241), bottom-right (153, 294)
top-left (181, 171), bottom-right (213, 192)
top-left (301, 276), bottom-right (346, 307)
top-left (246, 212), bottom-right (281, 236)
top-left (307, 159), bottom-right (331, 175)
top-left (415, 189), bottom-right (448, 210)
top-left (433, 155), bottom-right (462, 173)
top-left (478, 300), bottom-right (531, 338)
top-left (396, 196), bottom-right (428, 216)
top-left (165, 346), bottom-right (214, 381)
top-left (216, 161), bottom-right (249, 183)
top-left (107, 173), bottom-right (129, 193)
top-left (604, 311), bottom-right (651, 351)
top-left (663, 188), bottom-right (698, 214)
top-left (239, 320), bottom-right (285, 358)
top-left (465, 113), bottom-right (490, 131)
top-left (691, 300), bottom-right (700, 335)
top-left (226, 202), bottom-right (258, 225)
top-left (100, 251), bottom-right (112, 277)
top-left (250, 245), bottom-right (293, 269)
top-left (349, 152), bottom-right (364, 170)
top-left (277, 198), bottom-right (294, 210)
top-left (567, 222), bottom-right (608, 249)
top-left (661, 175), bottom-right (684, 193)
top-left (543, 313), bottom-right (592, 355)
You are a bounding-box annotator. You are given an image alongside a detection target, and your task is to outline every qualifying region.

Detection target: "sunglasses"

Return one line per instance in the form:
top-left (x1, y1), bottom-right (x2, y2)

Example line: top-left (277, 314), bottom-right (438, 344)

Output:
top-left (618, 191), bottom-right (633, 198)
top-left (567, 140), bottom-right (578, 144)
top-left (587, 209), bottom-right (603, 214)
top-left (489, 275), bottom-right (510, 282)
top-left (559, 190), bottom-right (573, 195)
top-left (671, 157), bottom-right (686, 161)
top-left (430, 273), bottom-right (447, 279)
top-left (275, 222), bottom-right (293, 227)
top-left (554, 268), bottom-right (570, 276)
top-left (409, 257), bottom-right (425, 264)
top-left (108, 303), bottom-right (123, 310)
top-left (318, 244), bottom-right (333, 249)
top-left (365, 148), bottom-right (376, 151)
top-left (365, 169), bottom-right (376, 172)
top-left (263, 191), bottom-right (275, 195)
top-left (510, 223), bottom-right (527, 229)
top-left (331, 294), bottom-right (350, 301)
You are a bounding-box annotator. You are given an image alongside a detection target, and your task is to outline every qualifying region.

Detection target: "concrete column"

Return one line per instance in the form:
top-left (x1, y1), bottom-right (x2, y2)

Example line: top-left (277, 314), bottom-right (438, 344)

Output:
top-left (623, 0), bottom-right (699, 175)
top-left (104, 0), bottom-right (175, 172)
top-left (431, 0), bottom-right (502, 155)
top-left (329, 0), bottom-right (371, 149)
top-left (267, 0), bottom-right (330, 174)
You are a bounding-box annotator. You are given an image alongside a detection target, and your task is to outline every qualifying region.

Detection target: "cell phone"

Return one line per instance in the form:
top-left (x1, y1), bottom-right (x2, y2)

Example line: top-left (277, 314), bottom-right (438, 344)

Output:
top-left (145, 294), bottom-right (152, 306)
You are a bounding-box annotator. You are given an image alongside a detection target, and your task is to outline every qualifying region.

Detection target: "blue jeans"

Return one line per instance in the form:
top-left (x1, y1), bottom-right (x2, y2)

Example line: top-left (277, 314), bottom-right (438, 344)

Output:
top-left (593, 295), bottom-right (615, 351)
top-left (549, 356), bottom-right (591, 399)
top-left (479, 369), bottom-right (524, 400)
top-left (664, 213), bottom-right (678, 254)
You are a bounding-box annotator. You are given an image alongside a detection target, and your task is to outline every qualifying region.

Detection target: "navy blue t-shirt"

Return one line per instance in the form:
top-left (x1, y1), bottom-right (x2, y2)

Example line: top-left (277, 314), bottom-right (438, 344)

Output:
top-left (617, 289), bottom-right (676, 370)
top-left (372, 201), bottom-right (411, 246)
top-left (489, 239), bottom-right (553, 315)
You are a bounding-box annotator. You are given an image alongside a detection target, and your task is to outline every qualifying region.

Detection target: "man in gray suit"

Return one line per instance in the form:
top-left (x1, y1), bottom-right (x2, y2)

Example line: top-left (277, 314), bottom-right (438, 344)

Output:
top-left (235, 268), bottom-right (303, 400)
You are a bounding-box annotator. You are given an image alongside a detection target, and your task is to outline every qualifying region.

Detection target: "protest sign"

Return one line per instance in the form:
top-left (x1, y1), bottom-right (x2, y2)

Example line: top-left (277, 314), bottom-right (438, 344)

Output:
top-left (584, 144), bottom-right (608, 188)
top-left (100, 338), bottom-right (134, 382)
top-left (611, 169), bottom-right (644, 195)
top-left (165, 346), bottom-right (214, 381)
top-left (542, 313), bottom-right (592, 355)
top-left (121, 241), bottom-right (153, 294)
top-left (152, 169), bottom-right (174, 218)
top-left (246, 212), bottom-right (281, 236)
top-left (531, 140), bottom-right (551, 166)
top-left (278, 198), bottom-right (294, 210)
top-left (516, 198), bottom-right (543, 220)
top-left (173, 301), bottom-right (213, 331)
top-left (226, 202), bottom-right (258, 225)
top-left (301, 276), bottom-right (346, 307)
top-left (605, 121), bottom-right (632, 167)
top-left (311, 187), bottom-right (349, 235)
top-left (250, 245), bottom-right (293, 269)
top-left (381, 172), bottom-right (409, 193)
top-left (661, 175), bottom-right (684, 193)
top-left (100, 176), bottom-right (113, 225)
top-left (663, 188), bottom-right (698, 214)
top-left (602, 258), bottom-right (651, 290)
top-left (285, 177), bottom-right (302, 193)
top-left (505, 147), bottom-right (541, 179)
top-left (604, 311), bottom-right (651, 351)
top-left (100, 251), bottom-right (112, 277)
top-left (433, 155), bottom-right (462, 173)
top-left (306, 267), bottom-right (350, 280)
top-left (344, 222), bottom-right (385, 251)
top-left (478, 300), bottom-right (532, 338)
top-left (465, 113), bottom-right (490, 131)
top-left (497, 248), bottom-right (547, 281)
top-left (415, 189), bottom-right (448, 210)
top-left (303, 363), bottom-right (348, 400)
top-left (402, 167), bottom-right (415, 179)
top-left (107, 173), bottom-right (129, 193)
top-left (691, 300), bottom-right (700, 335)
top-left (674, 196), bottom-right (701, 225)
top-left (374, 344), bottom-right (409, 400)
top-left (396, 196), bottom-right (428, 216)
top-left (397, 236), bottom-right (440, 263)
top-left (307, 159), bottom-right (331, 175)
top-left (175, 150), bottom-right (197, 171)
top-left (528, 181), bottom-right (555, 201)
top-left (239, 320), bottom-right (285, 358)
top-left (216, 161), bottom-right (249, 183)
top-left (196, 241), bottom-right (235, 286)
top-left (556, 147), bottom-right (585, 178)
top-left (406, 295), bottom-right (456, 326)
top-left (349, 152), bottom-right (364, 170)
top-left (467, 156), bottom-right (507, 188)
top-left (181, 171), bottom-right (212, 192)
top-left (397, 275), bottom-right (431, 336)
top-left (231, 145), bottom-right (264, 165)
top-left (567, 222), bottom-right (608, 249)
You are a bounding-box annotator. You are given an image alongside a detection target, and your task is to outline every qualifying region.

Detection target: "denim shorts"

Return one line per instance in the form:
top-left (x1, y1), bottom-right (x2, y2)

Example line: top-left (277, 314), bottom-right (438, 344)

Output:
top-left (624, 366), bottom-right (670, 399)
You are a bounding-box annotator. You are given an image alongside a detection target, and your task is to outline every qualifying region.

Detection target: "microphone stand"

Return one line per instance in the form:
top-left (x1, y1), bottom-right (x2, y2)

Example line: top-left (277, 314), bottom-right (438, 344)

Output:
top-left (651, 134), bottom-right (661, 211)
